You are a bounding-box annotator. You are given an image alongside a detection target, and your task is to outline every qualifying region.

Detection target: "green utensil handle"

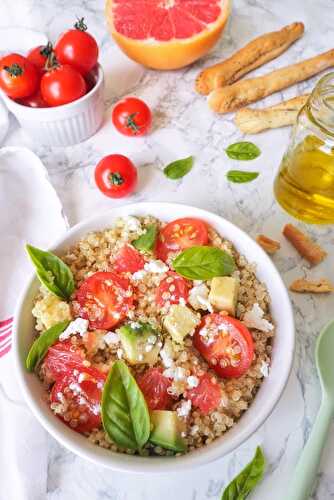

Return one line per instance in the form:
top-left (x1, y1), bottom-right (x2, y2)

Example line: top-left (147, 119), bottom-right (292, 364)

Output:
top-left (288, 396), bottom-right (334, 500)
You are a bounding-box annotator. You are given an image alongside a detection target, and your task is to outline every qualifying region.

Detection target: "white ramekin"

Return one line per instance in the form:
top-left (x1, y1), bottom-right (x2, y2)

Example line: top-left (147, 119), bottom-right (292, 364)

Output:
top-left (1, 64), bottom-right (104, 147)
top-left (13, 202), bottom-right (295, 473)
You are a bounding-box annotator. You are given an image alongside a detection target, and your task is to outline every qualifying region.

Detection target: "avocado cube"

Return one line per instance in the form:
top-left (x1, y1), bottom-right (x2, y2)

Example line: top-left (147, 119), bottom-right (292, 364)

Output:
top-left (208, 276), bottom-right (239, 316)
top-left (150, 410), bottom-right (187, 453)
top-left (118, 322), bottom-right (160, 365)
top-left (163, 305), bottom-right (200, 344)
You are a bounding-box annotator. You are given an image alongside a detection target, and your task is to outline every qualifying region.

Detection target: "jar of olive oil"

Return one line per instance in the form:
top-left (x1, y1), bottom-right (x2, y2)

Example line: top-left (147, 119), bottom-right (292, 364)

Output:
top-left (274, 73), bottom-right (334, 224)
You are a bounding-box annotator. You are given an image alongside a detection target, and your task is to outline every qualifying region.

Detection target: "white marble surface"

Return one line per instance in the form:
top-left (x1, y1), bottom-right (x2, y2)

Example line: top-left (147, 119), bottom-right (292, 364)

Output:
top-left (1, 0), bottom-right (334, 499)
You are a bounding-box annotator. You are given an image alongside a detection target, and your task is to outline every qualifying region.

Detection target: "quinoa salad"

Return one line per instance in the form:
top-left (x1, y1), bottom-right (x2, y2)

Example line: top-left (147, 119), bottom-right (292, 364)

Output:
top-left (26, 215), bottom-right (274, 457)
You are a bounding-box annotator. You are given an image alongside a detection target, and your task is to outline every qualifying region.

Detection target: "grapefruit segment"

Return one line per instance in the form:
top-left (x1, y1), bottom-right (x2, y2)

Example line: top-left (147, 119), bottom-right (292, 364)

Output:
top-left (106, 0), bottom-right (231, 70)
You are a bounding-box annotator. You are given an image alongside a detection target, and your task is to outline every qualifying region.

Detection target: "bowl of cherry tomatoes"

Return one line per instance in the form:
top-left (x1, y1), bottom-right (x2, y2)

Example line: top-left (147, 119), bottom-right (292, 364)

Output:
top-left (0, 19), bottom-right (104, 147)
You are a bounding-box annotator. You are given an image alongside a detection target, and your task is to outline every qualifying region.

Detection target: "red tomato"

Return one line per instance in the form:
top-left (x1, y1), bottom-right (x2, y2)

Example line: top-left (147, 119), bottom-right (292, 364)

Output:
top-left (18, 89), bottom-right (48, 108)
top-left (74, 271), bottom-right (134, 329)
top-left (137, 368), bottom-right (173, 411)
top-left (156, 271), bottom-right (190, 307)
top-left (50, 367), bottom-right (105, 433)
top-left (113, 244), bottom-right (145, 274)
top-left (94, 154), bottom-right (138, 199)
top-left (41, 64), bottom-right (86, 107)
top-left (44, 340), bottom-right (86, 379)
top-left (185, 373), bottom-right (221, 415)
top-left (0, 54), bottom-right (39, 99)
top-left (112, 97), bottom-right (152, 137)
top-left (55, 18), bottom-right (98, 76)
top-left (27, 43), bottom-right (53, 72)
top-left (193, 314), bottom-right (254, 379)
top-left (157, 218), bottom-right (208, 261)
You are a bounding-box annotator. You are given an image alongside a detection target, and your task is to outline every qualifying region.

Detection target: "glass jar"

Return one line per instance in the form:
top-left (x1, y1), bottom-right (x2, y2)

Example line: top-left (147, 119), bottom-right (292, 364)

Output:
top-left (274, 72), bottom-right (334, 224)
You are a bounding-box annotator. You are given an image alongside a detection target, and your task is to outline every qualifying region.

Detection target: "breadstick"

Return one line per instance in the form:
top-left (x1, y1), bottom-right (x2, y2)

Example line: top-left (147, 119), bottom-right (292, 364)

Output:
top-left (289, 278), bottom-right (333, 293)
top-left (283, 224), bottom-right (327, 266)
top-left (196, 22), bottom-right (304, 95)
top-left (208, 49), bottom-right (334, 113)
top-left (235, 94), bottom-right (309, 133)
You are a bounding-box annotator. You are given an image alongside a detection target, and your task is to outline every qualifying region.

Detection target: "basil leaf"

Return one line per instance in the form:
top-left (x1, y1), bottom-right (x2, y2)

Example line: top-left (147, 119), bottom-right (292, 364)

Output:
top-left (226, 142), bottom-right (261, 161)
top-left (221, 447), bottom-right (265, 500)
top-left (26, 320), bottom-right (70, 372)
top-left (163, 156), bottom-right (194, 180)
top-left (26, 244), bottom-right (75, 300)
top-left (132, 224), bottom-right (158, 252)
top-left (172, 246), bottom-right (235, 280)
top-left (226, 170), bottom-right (259, 184)
top-left (101, 360), bottom-right (150, 450)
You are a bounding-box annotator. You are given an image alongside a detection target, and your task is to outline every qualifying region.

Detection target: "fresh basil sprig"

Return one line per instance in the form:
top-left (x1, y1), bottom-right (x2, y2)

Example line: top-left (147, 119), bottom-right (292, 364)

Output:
top-left (26, 244), bottom-right (75, 300)
top-left (226, 170), bottom-right (259, 184)
top-left (221, 447), bottom-right (266, 500)
top-left (163, 156), bottom-right (194, 180)
top-left (101, 360), bottom-right (150, 450)
top-left (225, 142), bottom-right (261, 161)
top-left (26, 320), bottom-right (70, 372)
top-left (172, 246), bottom-right (235, 280)
top-left (132, 224), bottom-right (158, 252)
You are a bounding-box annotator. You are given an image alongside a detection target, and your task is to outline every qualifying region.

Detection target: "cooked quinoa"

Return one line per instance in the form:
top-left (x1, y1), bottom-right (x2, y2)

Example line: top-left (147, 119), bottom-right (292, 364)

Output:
top-left (32, 215), bottom-right (274, 456)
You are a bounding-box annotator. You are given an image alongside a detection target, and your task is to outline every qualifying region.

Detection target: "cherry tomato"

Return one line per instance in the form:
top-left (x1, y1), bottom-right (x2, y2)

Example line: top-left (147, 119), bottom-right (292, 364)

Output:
top-left (74, 271), bottom-right (134, 330)
top-left (50, 367), bottom-right (105, 433)
top-left (41, 64), bottom-right (86, 107)
top-left (156, 218), bottom-right (208, 261)
top-left (55, 18), bottom-right (98, 76)
top-left (185, 373), bottom-right (221, 415)
top-left (18, 89), bottom-right (48, 108)
top-left (94, 154), bottom-right (138, 199)
top-left (113, 244), bottom-right (145, 274)
top-left (112, 97), bottom-right (152, 137)
top-left (44, 340), bottom-right (86, 379)
top-left (27, 43), bottom-right (53, 72)
top-left (0, 53), bottom-right (39, 99)
top-left (156, 271), bottom-right (190, 307)
top-left (193, 314), bottom-right (254, 379)
top-left (137, 368), bottom-right (173, 410)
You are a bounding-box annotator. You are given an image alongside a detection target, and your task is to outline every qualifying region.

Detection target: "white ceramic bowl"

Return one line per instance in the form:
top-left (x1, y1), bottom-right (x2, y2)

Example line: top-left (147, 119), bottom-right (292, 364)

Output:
top-left (13, 202), bottom-right (294, 473)
top-left (1, 64), bottom-right (104, 147)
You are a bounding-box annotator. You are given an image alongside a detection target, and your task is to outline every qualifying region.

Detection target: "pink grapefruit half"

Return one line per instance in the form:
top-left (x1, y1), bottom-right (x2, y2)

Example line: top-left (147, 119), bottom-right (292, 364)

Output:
top-left (105, 0), bottom-right (231, 70)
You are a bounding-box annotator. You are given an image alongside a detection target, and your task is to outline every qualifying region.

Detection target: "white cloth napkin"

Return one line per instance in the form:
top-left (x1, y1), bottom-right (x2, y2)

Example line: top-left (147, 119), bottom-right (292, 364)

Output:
top-left (0, 147), bottom-right (68, 500)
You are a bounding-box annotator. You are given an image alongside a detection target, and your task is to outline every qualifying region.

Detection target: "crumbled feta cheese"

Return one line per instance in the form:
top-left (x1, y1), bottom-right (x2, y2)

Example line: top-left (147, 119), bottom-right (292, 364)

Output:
top-left (187, 375), bottom-right (199, 389)
top-left (78, 372), bottom-right (89, 383)
top-left (177, 399), bottom-right (192, 417)
top-left (188, 283), bottom-right (213, 312)
top-left (260, 360), bottom-right (269, 377)
top-left (132, 270), bottom-right (147, 280)
top-left (69, 382), bottom-right (82, 395)
top-left (144, 260), bottom-right (169, 274)
top-left (124, 216), bottom-right (142, 232)
top-left (103, 331), bottom-right (120, 346)
top-left (178, 297), bottom-right (186, 306)
top-left (130, 321), bottom-right (142, 330)
top-left (117, 348), bottom-right (123, 359)
top-left (243, 303), bottom-right (274, 332)
top-left (59, 318), bottom-right (89, 340)
top-left (160, 341), bottom-right (175, 368)
top-left (163, 366), bottom-right (186, 381)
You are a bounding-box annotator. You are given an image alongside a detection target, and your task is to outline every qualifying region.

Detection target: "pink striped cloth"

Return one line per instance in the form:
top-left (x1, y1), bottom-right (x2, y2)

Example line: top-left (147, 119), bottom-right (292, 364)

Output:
top-left (0, 317), bottom-right (13, 358)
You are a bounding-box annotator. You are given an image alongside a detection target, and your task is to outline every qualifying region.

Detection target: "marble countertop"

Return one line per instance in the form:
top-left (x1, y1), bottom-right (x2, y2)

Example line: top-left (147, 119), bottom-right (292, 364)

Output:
top-left (2, 0), bottom-right (334, 499)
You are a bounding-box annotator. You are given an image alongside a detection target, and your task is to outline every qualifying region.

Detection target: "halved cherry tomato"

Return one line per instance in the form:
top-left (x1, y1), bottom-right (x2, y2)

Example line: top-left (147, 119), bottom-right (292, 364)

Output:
top-left (41, 64), bottom-right (86, 107)
top-left (18, 89), bottom-right (48, 108)
top-left (137, 367), bottom-right (173, 411)
top-left (74, 271), bottom-right (133, 330)
top-left (157, 218), bottom-right (208, 261)
top-left (193, 314), bottom-right (254, 379)
top-left (156, 271), bottom-right (190, 307)
top-left (94, 154), bottom-right (138, 199)
top-left (44, 339), bottom-right (86, 379)
top-left (27, 43), bottom-right (53, 72)
top-left (0, 53), bottom-right (39, 99)
top-left (113, 244), bottom-right (145, 274)
top-left (185, 373), bottom-right (221, 415)
top-left (50, 367), bottom-right (105, 433)
top-left (54, 18), bottom-right (98, 76)
top-left (112, 97), bottom-right (152, 137)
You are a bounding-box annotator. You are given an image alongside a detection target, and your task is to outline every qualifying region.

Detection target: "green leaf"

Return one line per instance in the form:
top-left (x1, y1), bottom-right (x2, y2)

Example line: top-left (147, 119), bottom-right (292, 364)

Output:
top-left (26, 244), bottom-right (75, 300)
top-left (163, 156), bottom-right (194, 180)
top-left (221, 447), bottom-right (266, 500)
top-left (101, 360), bottom-right (150, 450)
top-left (225, 142), bottom-right (261, 161)
top-left (226, 170), bottom-right (259, 184)
top-left (172, 246), bottom-right (235, 280)
top-left (26, 320), bottom-right (70, 372)
top-left (132, 224), bottom-right (158, 252)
